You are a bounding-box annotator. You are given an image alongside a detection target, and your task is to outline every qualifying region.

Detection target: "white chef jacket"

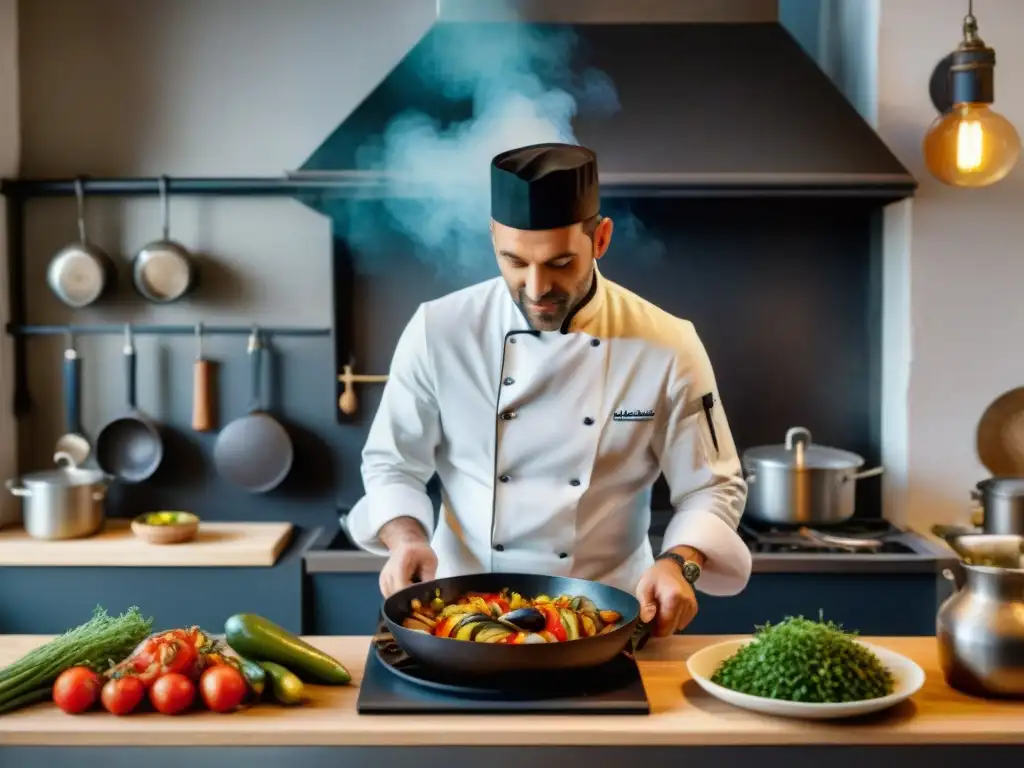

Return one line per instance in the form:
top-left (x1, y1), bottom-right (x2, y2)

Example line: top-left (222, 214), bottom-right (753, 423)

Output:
top-left (347, 267), bottom-right (751, 596)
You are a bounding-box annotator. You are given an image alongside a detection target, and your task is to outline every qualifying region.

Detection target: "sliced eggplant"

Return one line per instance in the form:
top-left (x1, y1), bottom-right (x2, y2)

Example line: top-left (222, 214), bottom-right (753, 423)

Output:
top-left (497, 607), bottom-right (546, 633)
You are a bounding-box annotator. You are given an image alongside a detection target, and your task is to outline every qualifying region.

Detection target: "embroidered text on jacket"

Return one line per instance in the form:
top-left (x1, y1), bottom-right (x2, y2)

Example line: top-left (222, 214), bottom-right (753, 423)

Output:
top-left (612, 409), bottom-right (655, 422)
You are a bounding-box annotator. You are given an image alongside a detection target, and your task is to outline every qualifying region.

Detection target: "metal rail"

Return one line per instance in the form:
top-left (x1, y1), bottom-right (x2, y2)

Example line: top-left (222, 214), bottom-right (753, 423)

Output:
top-left (6, 324), bottom-right (331, 337)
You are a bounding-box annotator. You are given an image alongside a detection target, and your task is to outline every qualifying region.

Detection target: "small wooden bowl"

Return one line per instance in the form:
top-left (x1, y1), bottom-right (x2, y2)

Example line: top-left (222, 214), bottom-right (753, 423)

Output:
top-left (131, 511), bottom-right (200, 545)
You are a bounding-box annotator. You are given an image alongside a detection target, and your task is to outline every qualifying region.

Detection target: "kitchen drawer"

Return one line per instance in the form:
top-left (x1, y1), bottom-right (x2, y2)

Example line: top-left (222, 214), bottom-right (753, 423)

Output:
top-left (690, 572), bottom-right (943, 636)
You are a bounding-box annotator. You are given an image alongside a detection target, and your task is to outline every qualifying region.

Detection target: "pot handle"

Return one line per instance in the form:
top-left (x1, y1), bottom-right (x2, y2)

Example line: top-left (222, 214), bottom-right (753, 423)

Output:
top-left (942, 567), bottom-right (964, 592)
top-left (785, 427), bottom-right (812, 450)
top-left (851, 466), bottom-right (885, 481)
top-left (4, 478), bottom-right (29, 497)
top-left (969, 487), bottom-right (982, 502)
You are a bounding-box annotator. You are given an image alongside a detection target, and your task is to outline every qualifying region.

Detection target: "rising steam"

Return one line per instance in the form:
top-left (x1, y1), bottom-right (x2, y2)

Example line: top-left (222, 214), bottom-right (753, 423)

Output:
top-left (339, 15), bottom-right (664, 278)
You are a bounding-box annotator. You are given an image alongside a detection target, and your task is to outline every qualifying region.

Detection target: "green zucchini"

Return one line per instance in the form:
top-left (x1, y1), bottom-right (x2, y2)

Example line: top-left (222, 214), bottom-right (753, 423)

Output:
top-left (224, 614), bottom-right (351, 685)
top-left (237, 657), bottom-right (267, 697)
top-left (259, 661), bottom-right (304, 706)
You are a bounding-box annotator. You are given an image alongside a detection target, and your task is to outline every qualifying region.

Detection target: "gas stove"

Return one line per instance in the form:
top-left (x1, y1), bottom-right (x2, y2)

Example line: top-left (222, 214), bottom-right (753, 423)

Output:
top-left (739, 517), bottom-right (917, 554)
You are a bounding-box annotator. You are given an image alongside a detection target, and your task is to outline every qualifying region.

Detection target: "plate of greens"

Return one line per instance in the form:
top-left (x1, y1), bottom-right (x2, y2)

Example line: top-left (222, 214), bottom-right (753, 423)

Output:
top-left (686, 616), bottom-right (925, 720)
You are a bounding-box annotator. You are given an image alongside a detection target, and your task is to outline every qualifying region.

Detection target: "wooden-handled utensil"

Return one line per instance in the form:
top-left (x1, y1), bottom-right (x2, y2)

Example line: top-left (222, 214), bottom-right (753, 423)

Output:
top-left (191, 323), bottom-right (215, 431)
top-left (338, 361), bottom-right (388, 415)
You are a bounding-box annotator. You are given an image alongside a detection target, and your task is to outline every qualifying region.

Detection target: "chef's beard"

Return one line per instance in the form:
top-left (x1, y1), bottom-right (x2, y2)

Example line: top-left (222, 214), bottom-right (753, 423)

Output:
top-left (516, 290), bottom-right (569, 331)
top-left (515, 265), bottom-right (595, 332)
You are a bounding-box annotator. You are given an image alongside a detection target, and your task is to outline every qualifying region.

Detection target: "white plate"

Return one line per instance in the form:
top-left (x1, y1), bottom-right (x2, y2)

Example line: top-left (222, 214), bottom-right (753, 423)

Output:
top-left (686, 638), bottom-right (926, 720)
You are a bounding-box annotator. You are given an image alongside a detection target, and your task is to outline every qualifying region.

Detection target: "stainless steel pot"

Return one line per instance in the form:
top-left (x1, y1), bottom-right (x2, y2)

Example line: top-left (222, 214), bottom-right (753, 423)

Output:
top-left (971, 478), bottom-right (1024, 535)
top-left (741, 426), bottom-right (884, 525)
top-left (937, 534), bottom-right (1024, 698)
top-left (5, 458), bottom-right (110, 540)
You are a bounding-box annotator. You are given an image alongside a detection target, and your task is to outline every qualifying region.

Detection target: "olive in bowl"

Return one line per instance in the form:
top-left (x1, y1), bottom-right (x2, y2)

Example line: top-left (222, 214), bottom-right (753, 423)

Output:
top-left (131, 511), bottom-right (200, 545)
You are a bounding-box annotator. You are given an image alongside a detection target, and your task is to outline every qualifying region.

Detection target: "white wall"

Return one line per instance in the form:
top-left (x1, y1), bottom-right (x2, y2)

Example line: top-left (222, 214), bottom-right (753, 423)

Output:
top-left (875, 0), bottom-right (1024, 528)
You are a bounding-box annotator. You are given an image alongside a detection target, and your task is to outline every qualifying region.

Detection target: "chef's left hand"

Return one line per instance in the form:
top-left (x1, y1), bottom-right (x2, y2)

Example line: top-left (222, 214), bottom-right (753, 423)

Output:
top-left (636, 559), bottom-right (698, 637)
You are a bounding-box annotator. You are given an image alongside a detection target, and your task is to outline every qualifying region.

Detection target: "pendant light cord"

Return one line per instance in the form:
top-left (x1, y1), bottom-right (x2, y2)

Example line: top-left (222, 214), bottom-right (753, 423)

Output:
top-left (963, 0), bottom-right (979, 44)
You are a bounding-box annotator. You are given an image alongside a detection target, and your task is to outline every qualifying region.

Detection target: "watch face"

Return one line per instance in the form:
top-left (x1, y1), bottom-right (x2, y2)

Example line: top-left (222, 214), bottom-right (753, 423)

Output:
top-left (682, 560), bottom-right (701, 584)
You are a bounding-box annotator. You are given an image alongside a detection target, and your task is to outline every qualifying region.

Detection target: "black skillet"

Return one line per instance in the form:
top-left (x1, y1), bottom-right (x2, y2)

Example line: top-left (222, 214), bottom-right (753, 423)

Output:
top-left (382, 572), bottom-right (653, 676)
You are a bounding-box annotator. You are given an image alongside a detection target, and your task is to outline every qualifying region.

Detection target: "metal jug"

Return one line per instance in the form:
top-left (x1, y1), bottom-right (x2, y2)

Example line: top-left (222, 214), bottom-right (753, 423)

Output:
top-left (937, 534), bottom-right (1024, 698)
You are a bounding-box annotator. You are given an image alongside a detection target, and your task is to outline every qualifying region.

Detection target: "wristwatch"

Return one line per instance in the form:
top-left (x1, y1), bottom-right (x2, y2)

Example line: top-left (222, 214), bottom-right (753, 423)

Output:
top-left (656, 552), bottom-right (702, 585)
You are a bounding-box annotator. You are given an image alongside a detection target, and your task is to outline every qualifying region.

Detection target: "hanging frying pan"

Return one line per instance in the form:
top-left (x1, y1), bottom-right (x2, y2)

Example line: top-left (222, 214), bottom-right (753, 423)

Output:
top-left (95, 325), bottom-right (164, 482)
top-left (53, 334), bottom-right (91, 468)
top-left (46, 178), bottom-right (115, 308)
top-left (213, 328), bottom-right (293, 493)
top-left (131, 176), bottom-right (197, 304)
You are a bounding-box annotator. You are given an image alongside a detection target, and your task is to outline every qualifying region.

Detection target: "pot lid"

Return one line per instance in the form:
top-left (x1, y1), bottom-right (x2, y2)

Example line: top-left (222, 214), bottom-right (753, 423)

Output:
top-left (742, 427), bottom-right (864, 470)
top-left (21, 466), bottom-right (106, 487)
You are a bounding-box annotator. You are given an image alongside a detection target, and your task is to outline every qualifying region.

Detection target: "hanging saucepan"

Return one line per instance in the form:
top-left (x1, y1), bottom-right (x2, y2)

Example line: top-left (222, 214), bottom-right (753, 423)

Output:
top-left (131, 176), bottom-right (196, 303)
top-left (95, 325), bottom-right (164, 483)
top-left (741, 426), bottom-right (884, 526)
top-left (46, 178), bottom-right (115, 308)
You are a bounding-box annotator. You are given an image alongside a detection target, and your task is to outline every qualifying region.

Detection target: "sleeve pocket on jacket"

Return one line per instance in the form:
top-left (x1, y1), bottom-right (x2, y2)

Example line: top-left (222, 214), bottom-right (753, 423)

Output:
top-left (681, 392), bottom-right (720, 461)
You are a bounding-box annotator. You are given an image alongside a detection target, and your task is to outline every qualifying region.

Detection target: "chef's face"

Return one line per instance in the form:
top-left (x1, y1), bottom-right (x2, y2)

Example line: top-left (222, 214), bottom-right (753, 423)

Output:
top-left (492, 216), bottom-right (614, 331)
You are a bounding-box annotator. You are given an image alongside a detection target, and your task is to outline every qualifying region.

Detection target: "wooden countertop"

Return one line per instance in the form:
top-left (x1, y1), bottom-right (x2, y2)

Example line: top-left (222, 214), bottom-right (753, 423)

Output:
top-left (0, 520), bottom-right (293, 567)
top-left (0, 635), bottom-right (1021, 747)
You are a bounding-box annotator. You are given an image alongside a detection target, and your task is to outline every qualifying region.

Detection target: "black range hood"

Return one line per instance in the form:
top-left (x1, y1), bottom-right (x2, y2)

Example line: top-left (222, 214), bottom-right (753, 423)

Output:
top-left (300, 9), bottom-right (916, 203)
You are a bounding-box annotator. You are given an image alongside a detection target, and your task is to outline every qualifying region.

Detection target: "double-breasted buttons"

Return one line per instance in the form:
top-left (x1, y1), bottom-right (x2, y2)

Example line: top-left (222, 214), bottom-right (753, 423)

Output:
top-left (583, 417), bottom-right (594, 426)
top-left (509, 337), bottom-right (517, 344)
top-left (494, 544), bottom-right (505, 552)
top-left (503, 377), bottom-right (514, 386)
top-left (590, 338), bottom-right (601, 347)
top-left (499, 474), bottom-right (510, 483)
top-left (500, 410), bottom-right (516, 420)
top-left (559, 552), bottom-right (568, 559)
top-left (569, 479), bottom-right (581, 487)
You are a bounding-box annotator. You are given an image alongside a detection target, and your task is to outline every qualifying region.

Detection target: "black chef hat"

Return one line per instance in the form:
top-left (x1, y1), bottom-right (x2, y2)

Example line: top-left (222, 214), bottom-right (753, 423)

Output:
top-left (490, 143), bottom-right (600, 231)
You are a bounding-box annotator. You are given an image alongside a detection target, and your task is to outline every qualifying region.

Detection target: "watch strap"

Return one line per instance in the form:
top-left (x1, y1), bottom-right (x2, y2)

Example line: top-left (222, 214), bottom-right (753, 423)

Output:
top-left (656, 552), bottom-right (701, 584)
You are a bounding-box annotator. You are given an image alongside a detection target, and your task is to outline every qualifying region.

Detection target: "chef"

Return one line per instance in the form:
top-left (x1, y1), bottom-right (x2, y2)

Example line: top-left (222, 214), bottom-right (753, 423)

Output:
top-left (347, 142), bottom-right (751, 637)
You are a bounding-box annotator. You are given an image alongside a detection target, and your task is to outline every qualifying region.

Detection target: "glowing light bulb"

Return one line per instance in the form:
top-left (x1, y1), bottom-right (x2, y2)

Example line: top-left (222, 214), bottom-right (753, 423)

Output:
top-left (924, 103), bottom-right (1021, 187)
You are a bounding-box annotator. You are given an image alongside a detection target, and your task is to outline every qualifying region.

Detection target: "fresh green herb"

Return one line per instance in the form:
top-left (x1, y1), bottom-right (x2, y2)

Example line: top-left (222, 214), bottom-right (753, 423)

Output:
top-left (710, 614), bottom-right (895, 703)
top-left (0, 605), bottom-right (153, 713)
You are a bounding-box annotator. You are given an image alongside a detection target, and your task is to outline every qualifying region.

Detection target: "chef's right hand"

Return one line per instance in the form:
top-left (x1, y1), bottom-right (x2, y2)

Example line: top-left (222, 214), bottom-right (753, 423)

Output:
top-left (379, 541), bottom-right (437, 598)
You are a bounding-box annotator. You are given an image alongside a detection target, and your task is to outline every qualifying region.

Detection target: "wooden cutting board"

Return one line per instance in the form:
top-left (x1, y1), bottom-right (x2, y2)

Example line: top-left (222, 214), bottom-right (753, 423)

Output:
top-left (0, 520), bottom-right (293, 567)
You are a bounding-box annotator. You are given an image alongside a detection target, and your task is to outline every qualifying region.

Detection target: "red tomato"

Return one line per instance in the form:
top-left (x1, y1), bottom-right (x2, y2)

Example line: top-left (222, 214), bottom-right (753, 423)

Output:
top-left (101, 676), bottom-right (146, 716)
top-left (199, 665), bottom-right (248, 713)
top-left (539, 605), bottom-right (567, 642)
top-left (149, 673), bottom-right (195, 715)
top-left (53, 666), bottom-right (102, 714)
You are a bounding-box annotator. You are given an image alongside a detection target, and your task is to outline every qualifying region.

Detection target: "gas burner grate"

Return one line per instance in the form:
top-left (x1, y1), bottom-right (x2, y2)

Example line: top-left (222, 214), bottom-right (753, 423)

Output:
top-left (738, 518), bottom-right (917, 554)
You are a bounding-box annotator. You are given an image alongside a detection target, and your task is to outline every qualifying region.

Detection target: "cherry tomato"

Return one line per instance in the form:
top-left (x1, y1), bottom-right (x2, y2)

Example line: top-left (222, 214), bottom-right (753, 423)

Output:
top-left (149, 672), bottom-right (195, 715)
top-left (199, 665), bottom-right (248, 713)
top-left (101, 676), bottom-right (146, 716)
top-left (53, 666), bottom-right (102, 714)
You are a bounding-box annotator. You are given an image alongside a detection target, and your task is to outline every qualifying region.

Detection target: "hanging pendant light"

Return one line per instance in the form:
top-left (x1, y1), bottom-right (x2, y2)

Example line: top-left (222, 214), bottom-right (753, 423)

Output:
top-left (923, 0), bottom-right (1020, 188)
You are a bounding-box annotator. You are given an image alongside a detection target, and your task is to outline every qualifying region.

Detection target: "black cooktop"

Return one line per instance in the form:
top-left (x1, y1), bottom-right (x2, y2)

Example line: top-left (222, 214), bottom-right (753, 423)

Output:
top-left (738, 517), bottom-right (918, 554)
top-left (357, 634), bottom-right (651, 715)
